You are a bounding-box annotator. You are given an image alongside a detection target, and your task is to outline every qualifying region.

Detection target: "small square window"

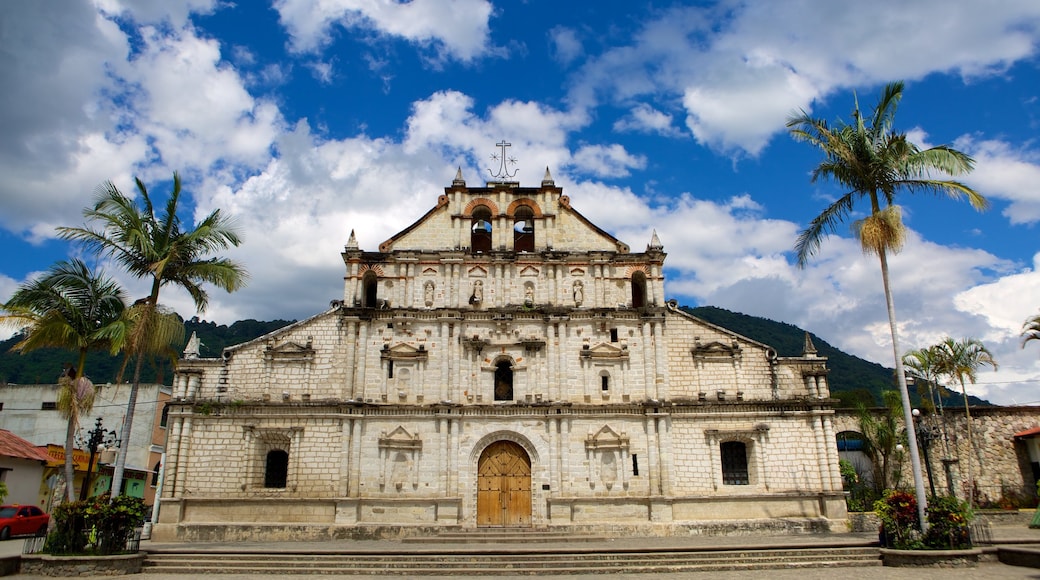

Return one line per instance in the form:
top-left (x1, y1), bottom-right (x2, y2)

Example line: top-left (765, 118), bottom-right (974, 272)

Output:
top-left (41, 402), bottom-right (57, 411)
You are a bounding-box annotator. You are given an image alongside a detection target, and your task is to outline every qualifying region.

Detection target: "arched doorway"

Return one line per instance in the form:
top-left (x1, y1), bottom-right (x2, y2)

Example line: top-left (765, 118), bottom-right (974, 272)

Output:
top-left (477, 441), bottom-right (531, 527)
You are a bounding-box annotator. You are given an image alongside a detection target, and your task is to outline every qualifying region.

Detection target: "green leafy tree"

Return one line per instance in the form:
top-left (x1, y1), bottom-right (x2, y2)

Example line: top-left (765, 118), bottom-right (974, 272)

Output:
top-left (58, 172), bottom-right (247, 498)
top-left (788, 81), bottom-right (989, 528)
top-left (857, 390), bottom-right (907, 493)
top-left (1, 260), bottom-right (128, 501)
top-left (934, 336), bottom-right (997, 503)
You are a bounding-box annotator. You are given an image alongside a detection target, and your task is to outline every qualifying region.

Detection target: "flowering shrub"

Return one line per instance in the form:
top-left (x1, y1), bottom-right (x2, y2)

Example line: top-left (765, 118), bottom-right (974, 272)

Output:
top-left (923, 495), bottom-right (971, 549)
top-left (44, 495), bottom-right (147, 555)
top-left (875, 490), bottom-right (973, 550)
top-left (875, 490), bottom-right (921, 549)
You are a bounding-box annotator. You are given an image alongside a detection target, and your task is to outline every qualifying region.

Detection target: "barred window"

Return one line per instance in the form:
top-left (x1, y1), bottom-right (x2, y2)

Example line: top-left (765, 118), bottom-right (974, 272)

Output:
top-left (264, 449), bottom-right (289, 488)
top-left (720, 441), bottom-right (749, 485)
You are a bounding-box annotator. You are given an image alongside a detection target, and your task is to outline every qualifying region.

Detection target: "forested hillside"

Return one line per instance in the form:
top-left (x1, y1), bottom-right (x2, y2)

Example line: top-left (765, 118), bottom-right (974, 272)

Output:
top-left (0, 318), bottom-right (294, 386)
top-left (684, 305), bottom-right (990, 408)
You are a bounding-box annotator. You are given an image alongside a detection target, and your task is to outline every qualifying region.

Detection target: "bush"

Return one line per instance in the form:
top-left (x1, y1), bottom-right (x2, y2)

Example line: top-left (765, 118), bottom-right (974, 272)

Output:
top-left (43, 500), bottom-right (89, 555)
top-left (875, 490), bottom-right (973, 550)
top-left (923, 495), bottom-right (972, 549)
top-left (875, 490), bottom-right (922, 549)
top-left (44, 495), bottom-right (147, 555)
top-left (84, 494), bottom-right (148, 555)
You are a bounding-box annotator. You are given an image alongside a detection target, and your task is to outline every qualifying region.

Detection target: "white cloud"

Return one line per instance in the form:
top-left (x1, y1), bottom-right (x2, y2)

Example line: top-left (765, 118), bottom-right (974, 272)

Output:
top-left (570, 0), bottom-right (1040, 155)
top-left (0, 2), bottom-right (283, 244)
top-left (548, 26), bottom-right (583, 66)
top-left (570, 144), bottom-right (646, 178)
top-left (274, 0), bottom-right (494, 62)
top-left (613, 103), bottom-right (682, 137)
top-left (955, 136), bottom-right (1040, 225)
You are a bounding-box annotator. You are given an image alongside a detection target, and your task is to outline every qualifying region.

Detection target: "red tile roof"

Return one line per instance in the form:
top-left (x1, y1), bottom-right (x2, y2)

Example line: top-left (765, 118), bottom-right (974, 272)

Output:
top-left (1013, 426), bottom-right (1040, 439)
top-left (0, 430), bottom-right (51, 462)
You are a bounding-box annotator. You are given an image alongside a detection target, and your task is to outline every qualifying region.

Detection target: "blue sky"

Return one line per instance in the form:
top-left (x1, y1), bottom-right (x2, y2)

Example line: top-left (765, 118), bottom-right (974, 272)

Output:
top-left (2, 1), bottom-right (1040, 405)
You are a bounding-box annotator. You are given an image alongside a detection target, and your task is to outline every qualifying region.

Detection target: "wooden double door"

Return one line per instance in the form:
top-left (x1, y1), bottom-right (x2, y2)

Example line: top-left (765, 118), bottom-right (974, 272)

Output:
top-left (476, 441), bottom-right (531, 527)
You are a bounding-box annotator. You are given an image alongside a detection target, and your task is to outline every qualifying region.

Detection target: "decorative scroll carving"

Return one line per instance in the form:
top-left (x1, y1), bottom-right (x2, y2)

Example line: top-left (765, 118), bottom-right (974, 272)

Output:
top-left (580, 342), bottom-right (629, 361)
top-left (691, 339), bottom-right (741, 361)
top-left (263, 338), bottom-right (315, 363)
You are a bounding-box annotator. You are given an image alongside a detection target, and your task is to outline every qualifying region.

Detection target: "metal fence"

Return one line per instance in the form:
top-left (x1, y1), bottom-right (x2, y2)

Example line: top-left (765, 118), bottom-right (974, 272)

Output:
top-left (21, 527), bottom-right (142, 555)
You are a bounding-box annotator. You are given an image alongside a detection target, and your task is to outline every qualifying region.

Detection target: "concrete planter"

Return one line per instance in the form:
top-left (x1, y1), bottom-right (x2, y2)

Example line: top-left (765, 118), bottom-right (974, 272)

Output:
top-left (19, 553), bottom-right (145, 576)
top-left (880, 547), bottom-right (982, 568)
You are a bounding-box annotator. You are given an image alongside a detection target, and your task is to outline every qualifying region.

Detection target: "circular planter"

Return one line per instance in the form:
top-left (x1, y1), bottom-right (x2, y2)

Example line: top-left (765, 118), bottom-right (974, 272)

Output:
top-left (19, 552), bottom-right (145, 576)
top-left (880, 547), bottom-right (982, 568)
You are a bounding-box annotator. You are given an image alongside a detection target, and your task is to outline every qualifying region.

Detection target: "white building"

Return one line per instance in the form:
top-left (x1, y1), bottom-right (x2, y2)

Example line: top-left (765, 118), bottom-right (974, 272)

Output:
top-left (155, 170), bottom-right (846, 541)
top-left (0, 382), bottom-right (170, 507)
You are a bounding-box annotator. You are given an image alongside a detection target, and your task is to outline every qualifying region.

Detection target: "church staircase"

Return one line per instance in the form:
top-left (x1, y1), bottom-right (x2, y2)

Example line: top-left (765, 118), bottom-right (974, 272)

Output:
top-left (142, 532), bottom-right (881, 575)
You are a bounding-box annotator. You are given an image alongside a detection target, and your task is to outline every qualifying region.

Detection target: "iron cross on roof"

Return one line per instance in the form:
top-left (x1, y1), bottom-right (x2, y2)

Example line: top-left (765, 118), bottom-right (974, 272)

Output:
top-left (488, 140), bottom-right (519, 180)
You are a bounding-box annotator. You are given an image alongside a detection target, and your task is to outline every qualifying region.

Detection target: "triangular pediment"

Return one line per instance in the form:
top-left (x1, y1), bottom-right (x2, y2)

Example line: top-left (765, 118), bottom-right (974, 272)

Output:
top-left (581, 342), bottom-right (629, 360)
top-left (691, 339), bottom-right (741, 360)
top-left (467, 266), bottom-right (488, 277)
top-left (422, 267), bottom-right (438, 275)
top-left (379, 425), bottom-right (422, 450)
top-left (585, 424), bottom-right (630, 450)
top-left (519, 265), bottom-right (539, 277)
top-left (264, 339), bottom-right (315, 362)
top-left (381, 342), bottom-right (429, 361)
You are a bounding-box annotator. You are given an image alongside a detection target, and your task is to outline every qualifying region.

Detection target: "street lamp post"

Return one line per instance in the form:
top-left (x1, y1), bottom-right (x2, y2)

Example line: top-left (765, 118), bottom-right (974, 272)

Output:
top-left (912, 409), bottom-right (937, 497)
top-left (76, 417), bottom-right (120, 501)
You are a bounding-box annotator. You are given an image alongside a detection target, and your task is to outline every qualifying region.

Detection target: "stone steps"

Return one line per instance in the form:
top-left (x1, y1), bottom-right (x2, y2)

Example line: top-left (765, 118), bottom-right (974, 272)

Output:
top-left (401, 528), bottom-right (612, 543)
top-left (143, 546), bottom-right (882, 575)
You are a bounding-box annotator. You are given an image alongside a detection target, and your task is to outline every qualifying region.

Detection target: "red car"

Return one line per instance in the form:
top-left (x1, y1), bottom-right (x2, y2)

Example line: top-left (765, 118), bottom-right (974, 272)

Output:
top-left (0, 505), bottom-right (49, 540)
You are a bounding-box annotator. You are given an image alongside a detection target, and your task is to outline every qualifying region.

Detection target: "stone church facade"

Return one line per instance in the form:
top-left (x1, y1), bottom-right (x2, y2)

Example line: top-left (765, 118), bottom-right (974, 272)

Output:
top-left (153, 170), bottom-right (847, 541)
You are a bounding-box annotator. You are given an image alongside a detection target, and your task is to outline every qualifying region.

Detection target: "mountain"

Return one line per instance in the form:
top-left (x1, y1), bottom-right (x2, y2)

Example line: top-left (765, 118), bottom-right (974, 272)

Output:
top-left (684, 305), bottom-right (991, 408)
top-left (0, 318), bottom-right (294, 386)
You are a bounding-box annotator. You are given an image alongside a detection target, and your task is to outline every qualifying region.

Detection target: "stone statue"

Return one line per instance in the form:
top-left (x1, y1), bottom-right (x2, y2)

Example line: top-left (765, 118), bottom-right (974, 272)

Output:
top-left (573, 280), bottom-right (584, 306)
top-left (424, 281), bottom-right (435, 307)
top-left (469, 280), bottom-right (483, 305)
top-left (524, 283), bottom-right (534, 306)
top-left (184, 331), bottom-right (201, 359)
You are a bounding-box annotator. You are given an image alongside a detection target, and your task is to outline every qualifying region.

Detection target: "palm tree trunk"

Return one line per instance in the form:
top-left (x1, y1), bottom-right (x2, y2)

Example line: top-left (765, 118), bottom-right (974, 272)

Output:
top-left (110, 282), bottom-right (160, 500)
top-left (878, 248), bottom-right (929, 531)
top-left (959, 378), bottom-right (975, 505)
top-left (109, 327), bottom-right (146, 500)
top-left (63, 417), bottom-right (77, 503)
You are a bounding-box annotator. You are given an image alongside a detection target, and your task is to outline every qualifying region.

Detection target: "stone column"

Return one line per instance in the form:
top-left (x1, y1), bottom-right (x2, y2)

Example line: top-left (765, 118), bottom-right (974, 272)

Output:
top-left (641, 321), bottom-right (653, 400)
top-left (811, 416), bottom-right (833, 492)
top-left (343, 320), bottom-right (357, 399)
top-left (345, 419), bottom-right (357, 498)
top-left (652, 321), bottom-right (665, 401)
top-left (356, 323), bottom-right (369, 401)
top-left (173, 417), bottom-right (192, 497)
top-left (822, 416), bottom-right (844, 491)
top-left (164, 416), bottom-right (183, 497)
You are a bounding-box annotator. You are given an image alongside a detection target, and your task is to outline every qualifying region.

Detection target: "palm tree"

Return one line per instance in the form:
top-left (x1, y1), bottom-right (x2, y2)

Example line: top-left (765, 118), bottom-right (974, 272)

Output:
top-left (57, 172), bottom-right (247, 498)
top-left (902, 345), bottom-right (951, 456)
top-left (1, 259), bottom-right (128, 501)
top-left (1023, 313), bottom-right (1040, 351)
top-left (788, 81), bottom-right (989, 527)
top-left (934, 336), bottom-right (997, 505)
